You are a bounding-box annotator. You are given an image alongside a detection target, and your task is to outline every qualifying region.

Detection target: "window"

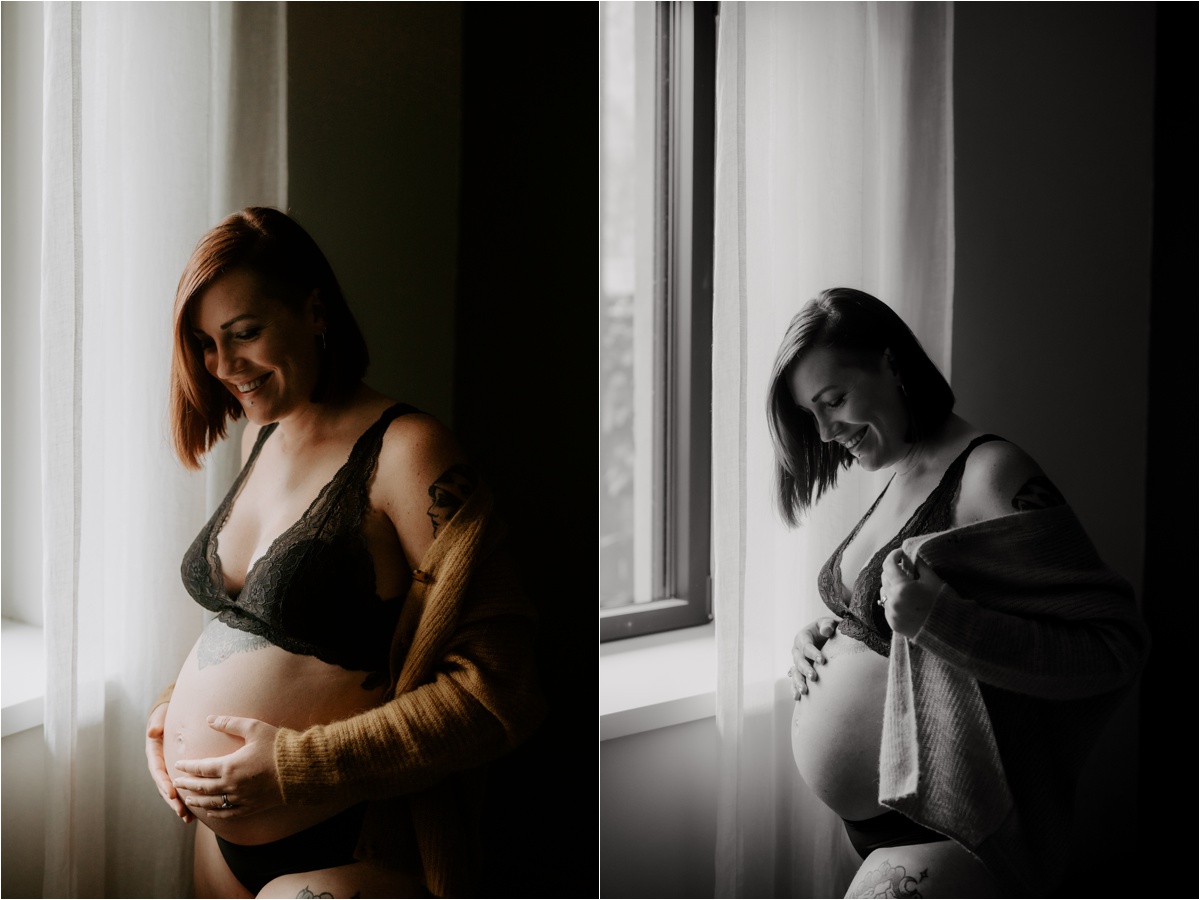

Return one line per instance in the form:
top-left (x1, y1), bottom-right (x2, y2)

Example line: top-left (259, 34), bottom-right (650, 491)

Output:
top-left (599, 1), bottom-right (715, 641)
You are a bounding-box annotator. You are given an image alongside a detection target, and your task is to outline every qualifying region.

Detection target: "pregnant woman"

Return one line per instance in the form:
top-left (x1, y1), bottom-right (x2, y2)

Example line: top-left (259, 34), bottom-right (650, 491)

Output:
top-left (144, 208), bottom-right (542, 898)
top-left (767, 288), bottom-right (1149, 897)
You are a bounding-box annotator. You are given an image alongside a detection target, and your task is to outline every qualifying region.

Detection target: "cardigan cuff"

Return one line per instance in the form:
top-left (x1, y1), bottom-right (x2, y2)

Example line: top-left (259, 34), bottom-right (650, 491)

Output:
top-left (275, 725), bottom-right (342, 805)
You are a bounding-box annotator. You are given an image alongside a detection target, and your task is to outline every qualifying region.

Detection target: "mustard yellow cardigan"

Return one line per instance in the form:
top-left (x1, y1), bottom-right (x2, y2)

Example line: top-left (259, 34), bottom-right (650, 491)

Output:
top-left (156, 485), bottom-right (544, 897)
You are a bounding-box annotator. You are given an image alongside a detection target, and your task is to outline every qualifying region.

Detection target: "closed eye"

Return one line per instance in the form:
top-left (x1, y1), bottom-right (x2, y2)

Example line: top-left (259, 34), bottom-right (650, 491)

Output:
top-left (826, 394), bottom-right (846, 409)
top-left (232, 327), bottom-right (263, 342)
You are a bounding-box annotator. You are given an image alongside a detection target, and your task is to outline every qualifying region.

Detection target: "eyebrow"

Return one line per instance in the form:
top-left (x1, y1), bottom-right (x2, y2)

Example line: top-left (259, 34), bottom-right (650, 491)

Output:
top-left (219, 313), bottom-right (259, 330)
top-left (191, 313), bottom-right (259, 336)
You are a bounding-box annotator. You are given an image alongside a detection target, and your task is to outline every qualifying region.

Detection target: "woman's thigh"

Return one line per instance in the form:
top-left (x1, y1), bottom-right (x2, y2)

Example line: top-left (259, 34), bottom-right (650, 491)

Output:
top-left (844, 840), bottom-right (1001, 899)
top-left (194, 826), bottom-right (253, 900)
top-left (257, 861), bottom-right (430, 899)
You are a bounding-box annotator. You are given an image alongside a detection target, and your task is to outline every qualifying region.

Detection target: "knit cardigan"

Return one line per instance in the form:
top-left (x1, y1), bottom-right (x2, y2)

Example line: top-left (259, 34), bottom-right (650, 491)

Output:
top-left (156, 483), bottom-right (544, 898)
top-left (880, 504), bottom-right (1150, 895)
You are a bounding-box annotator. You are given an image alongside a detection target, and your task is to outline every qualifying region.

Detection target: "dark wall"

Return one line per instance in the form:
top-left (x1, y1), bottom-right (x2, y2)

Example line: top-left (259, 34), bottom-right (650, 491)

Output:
top-left (453, 4), bottom-right (596, 897)
top-left (289, 4), bottom-right (595, 894)
top-left (955, 3), bottom-right (1197, 898)
top-left (288, 2), bottom-right (463, 421)
top-left (1139, 2), bottom-right (1198, 896)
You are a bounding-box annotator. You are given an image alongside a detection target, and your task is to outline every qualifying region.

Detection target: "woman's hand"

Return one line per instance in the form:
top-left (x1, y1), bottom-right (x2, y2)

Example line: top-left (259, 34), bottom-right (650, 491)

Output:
top-left (146, 702), bottom-right (194, 824)
top-left (789, 616), bottom-right (841, 700)
top-left (173, 715), bottom-right (284, 820)
top-left (879, 548), bottom-right (945, 639)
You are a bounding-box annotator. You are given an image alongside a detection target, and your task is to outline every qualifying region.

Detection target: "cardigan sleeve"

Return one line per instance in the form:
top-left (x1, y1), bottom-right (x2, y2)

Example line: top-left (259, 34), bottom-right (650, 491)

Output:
top-left (911, 574), bottom-right (1150, 700)
top-left (272, 547), bottom-right (545, 806)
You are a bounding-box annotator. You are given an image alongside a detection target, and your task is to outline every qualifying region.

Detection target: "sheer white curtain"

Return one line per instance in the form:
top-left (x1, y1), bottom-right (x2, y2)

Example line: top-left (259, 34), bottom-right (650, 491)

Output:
top-left (40, 3), bottom-right (285, 895)
top-left (712, 3), bottom-right (954, 897)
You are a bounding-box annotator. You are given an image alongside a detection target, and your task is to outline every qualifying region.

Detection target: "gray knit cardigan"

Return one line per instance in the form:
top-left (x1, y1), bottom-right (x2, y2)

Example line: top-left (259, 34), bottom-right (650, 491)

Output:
top-left (881, 504), bottom-right (1150, 895)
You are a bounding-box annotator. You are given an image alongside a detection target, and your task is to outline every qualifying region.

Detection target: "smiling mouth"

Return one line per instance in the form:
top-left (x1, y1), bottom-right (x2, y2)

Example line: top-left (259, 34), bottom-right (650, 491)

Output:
top-left (236, 374), bottom-right (269, 394)
top-left (842, 428), bottom-right (867, 451)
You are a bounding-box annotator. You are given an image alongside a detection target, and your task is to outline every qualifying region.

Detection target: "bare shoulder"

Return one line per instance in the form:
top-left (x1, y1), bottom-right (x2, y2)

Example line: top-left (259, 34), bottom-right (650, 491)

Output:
top-left (373, 410), bottom-right (478, 548)
top-left (957, 439), bottom-right (1067, 526)
top-left (376, 411), bottom-right (470, 485)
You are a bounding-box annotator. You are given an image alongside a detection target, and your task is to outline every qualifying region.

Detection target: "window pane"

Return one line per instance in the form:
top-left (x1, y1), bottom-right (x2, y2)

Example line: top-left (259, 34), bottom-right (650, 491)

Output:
top-left (600, 2), bottom-right (654, 611)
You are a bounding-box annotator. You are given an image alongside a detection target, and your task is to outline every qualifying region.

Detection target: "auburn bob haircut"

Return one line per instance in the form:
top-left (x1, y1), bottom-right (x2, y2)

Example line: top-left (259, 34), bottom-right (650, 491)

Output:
top-left (765, 287), bottom-right (954, 525)
top-left (169, 207), bottom-right (369, 469)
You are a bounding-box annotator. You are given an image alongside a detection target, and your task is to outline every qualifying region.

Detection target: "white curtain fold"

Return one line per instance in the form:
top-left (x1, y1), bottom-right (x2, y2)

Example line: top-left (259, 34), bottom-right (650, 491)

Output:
top-left (40, 3), bottom-right (286, 895)
top-left (712, 3), bottom-right (954, 897)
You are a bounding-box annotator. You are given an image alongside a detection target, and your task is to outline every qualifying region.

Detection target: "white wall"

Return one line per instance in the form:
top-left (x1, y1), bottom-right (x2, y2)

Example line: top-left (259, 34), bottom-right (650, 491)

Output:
top-left (600, 5), bottom-right (1156, 897)
top-left (1, 726), bottom-right (47, 899)
top-left (601, 718), bottom-right (719, 899)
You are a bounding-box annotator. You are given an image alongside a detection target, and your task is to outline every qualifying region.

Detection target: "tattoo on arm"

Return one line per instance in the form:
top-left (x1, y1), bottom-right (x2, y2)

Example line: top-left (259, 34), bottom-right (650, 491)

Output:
top-left (1011, 475), bottom-right (1066, 511)
top-left (426, 464), bottom-right (478, 536)
top-left (197, 619), bottom-right (271, 669)
top-left (295, 890), bottom-right (334, 899)
top-left (847, 860), bottom-right (929, 899)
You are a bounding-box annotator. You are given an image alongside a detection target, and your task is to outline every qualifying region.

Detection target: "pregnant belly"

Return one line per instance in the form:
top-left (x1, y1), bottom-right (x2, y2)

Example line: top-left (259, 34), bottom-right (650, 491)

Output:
top-left (163, 619), bottom-right (386, 845)
top-left (790, 629), bottom-right (890, 820)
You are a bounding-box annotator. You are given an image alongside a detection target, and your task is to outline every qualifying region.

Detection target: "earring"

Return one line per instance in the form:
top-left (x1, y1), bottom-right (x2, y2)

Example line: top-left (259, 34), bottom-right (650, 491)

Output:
top-left (320, 332), bottom-right (327, 351)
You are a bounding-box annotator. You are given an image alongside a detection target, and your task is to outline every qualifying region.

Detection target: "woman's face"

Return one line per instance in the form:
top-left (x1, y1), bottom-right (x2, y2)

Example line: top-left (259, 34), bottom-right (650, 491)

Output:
top-left (190, 268), bottom-right (323, 425)
top-left (787, 344), bottom-right (911, 472)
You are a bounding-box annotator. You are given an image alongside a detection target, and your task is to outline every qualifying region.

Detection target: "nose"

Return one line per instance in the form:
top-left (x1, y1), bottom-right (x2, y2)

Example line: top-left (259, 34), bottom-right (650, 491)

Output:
top-left (813, 410), bottom-right (837, 443)
top-left (210, 342), bottom-right (242, 381)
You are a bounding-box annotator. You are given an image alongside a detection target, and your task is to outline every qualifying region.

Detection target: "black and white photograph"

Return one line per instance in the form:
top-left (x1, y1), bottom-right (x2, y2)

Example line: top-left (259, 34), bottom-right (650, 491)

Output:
top-left (601, 3), bottom-right (1193, 899)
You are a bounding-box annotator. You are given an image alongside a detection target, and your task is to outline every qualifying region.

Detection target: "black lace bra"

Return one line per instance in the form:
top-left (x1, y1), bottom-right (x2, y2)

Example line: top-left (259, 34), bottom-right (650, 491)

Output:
top-left (817, 434), bottom-right (1004, 656)
top-left (180, 404), bottom-right (419, 681)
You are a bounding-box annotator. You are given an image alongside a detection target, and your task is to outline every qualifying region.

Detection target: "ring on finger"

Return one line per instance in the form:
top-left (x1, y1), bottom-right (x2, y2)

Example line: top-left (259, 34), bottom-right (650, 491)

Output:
top-left (878, 591), bottom-right (889, 607)
top-left (219, 794), bottom-right (233, 810)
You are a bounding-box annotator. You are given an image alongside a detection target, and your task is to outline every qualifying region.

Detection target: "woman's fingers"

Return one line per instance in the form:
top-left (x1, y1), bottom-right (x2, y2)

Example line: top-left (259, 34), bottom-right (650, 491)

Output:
top-left (182, 793), bottom-right (241, 820)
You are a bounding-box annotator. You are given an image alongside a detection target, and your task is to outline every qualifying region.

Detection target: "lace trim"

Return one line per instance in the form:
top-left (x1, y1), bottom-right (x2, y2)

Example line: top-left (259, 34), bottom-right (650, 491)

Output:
top-left (816, 434), bottom-right (1005, 657)
top-left (182, 404), bottom-right (417, 679)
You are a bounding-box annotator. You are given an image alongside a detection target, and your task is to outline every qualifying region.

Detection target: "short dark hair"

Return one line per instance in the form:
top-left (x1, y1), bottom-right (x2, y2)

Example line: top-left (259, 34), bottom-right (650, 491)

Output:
top-left (766, 287), bottom-right (954, 525)
top-left (169, 207), bottom-right (369, 469)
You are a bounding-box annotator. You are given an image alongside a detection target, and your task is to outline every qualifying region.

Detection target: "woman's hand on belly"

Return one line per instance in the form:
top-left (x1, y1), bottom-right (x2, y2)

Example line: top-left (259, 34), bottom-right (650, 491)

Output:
top-left (146, 702), bottom-right (194, 824)
top-left (173, 714), bottom-right (284, 820)
top-left (789, 616), bottom-right (840, 700)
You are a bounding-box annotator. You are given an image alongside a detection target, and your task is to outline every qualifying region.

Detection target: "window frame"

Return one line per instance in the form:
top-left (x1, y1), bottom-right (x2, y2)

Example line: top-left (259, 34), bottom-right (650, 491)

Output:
top-left (600, 1), bottom-right (716, 642)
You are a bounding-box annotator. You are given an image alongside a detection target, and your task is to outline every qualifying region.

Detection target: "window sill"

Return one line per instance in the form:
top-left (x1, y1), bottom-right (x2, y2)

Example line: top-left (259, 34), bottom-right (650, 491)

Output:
top-left (599, 621), bottom-right (715, 741)
top-left (2, 618), bottom-right (44, 737)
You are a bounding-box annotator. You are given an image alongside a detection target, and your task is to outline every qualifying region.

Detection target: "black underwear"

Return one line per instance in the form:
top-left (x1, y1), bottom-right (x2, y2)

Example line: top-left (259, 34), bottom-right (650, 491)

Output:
top-left (215, 803), bottom-right (367, 894)
top-left (843, 809), bottom-right (950, 859)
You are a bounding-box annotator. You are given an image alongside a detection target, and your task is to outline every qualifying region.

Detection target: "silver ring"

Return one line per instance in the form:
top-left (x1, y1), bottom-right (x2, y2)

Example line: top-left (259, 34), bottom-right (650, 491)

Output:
top-left (878, 592), bottom-right (888, 607)
top-left (787, 666), bottom-right (795, 678)
top-left (219, 794), bottom-right (233, 810)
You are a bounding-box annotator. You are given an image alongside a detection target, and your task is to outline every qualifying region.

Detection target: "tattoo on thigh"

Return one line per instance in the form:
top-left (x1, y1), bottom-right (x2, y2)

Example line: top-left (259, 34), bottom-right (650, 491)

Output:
top-left (197, 621), bottom-right (271, 669)
top-left (426, 464), bottom-right (478, 536)
top-left (1011, 475), bottom-right (1065, 511)
top-left (294, 891), bottom-right (359, 899)
top-left (848, 860), bottom-right (929, 899)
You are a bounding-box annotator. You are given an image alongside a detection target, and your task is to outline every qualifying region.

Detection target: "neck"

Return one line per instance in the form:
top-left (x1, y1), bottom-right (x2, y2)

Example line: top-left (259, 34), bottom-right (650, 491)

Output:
top-left (890, 413), bottom-right (970, 482)
top-left (270, 382), bottom-right (374, 454)
top-left (892, 441), bottom-right (927, 480)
